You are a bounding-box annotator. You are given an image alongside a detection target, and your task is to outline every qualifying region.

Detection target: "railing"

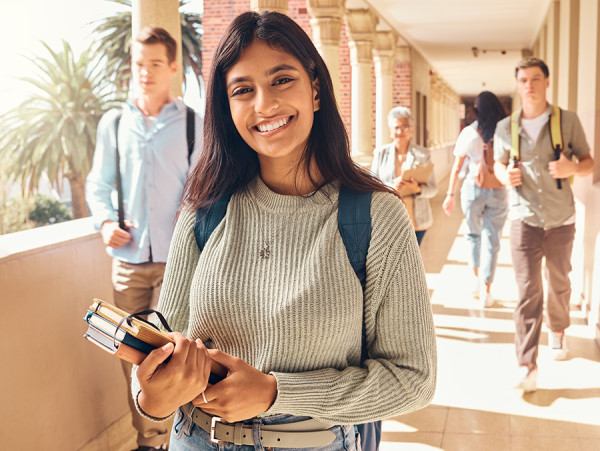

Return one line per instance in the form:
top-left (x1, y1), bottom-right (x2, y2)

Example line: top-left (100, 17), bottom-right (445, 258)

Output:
top-left (0, 218), bottom-right (131, 450)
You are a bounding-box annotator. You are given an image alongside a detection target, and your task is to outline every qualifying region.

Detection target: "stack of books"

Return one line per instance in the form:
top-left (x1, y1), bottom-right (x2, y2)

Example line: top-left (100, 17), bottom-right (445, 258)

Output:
top-left (84, 299), bottom-right (226, 383)
top-left (83, 299), bottom-right (175, 365)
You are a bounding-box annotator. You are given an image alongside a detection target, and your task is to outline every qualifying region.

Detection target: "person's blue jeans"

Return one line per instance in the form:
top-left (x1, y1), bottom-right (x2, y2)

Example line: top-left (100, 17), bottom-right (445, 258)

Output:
top-left (170, 407), bottom-right (361, 450)
top-left (460, 183), bottom-right (508, 284)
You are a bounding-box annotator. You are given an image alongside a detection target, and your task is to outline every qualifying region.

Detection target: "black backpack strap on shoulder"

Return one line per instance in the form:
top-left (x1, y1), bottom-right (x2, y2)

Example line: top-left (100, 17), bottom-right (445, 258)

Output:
top-left (193, 193), bottom-right (234, 252)
top-left (338, 187), bottom-right (380, 450)
top-left (186, 106), bottom-right (195, 166)
top-left (549, 105), bottom-right (563, 189)
top-left (113, 111), bottom-right (127, 231)
top-left (338, 185), bottom-right (372, 291)
top-left (338, 185), bottom-right (372, 365)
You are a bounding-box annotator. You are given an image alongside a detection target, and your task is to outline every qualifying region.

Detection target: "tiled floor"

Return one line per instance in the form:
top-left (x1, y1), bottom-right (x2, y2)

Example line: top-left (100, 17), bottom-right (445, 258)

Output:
top-left (381, 179), bottom-right (600, 450)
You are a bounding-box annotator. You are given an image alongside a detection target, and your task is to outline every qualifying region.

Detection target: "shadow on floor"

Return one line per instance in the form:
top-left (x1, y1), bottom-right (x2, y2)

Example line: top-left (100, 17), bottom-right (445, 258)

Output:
top-left (382, 403), bottom-right (600, 450)
top-left (523, 387), bottom-right (600, 407)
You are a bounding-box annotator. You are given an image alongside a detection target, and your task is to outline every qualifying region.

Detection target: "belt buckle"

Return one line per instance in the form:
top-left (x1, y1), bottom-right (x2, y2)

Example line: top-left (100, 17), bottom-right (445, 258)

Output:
top-left (210, 416), bottom-right (228, 445)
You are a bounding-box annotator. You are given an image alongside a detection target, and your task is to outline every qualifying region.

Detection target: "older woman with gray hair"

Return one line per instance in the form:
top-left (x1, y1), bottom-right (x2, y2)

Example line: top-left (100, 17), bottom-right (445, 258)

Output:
top-left (371, 106), bottom-right (438, 245)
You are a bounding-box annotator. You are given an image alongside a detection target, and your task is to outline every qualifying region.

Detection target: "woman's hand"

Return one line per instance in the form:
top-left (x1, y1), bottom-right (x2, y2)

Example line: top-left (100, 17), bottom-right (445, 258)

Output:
top-left (394, 177), bottom-right (420, 194)
top-left (442, 194), bottom-right (455, 216)
top-left (137, 332), bottom-right (212, 419)
top-left (194, 349), bottom-right (278, 423)
top-left (404, 177), bottom-right (422, 194)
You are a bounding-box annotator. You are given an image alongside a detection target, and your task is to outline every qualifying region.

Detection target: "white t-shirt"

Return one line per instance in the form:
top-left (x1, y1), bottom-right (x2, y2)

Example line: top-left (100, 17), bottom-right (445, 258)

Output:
top-left (453, 122), bottom-right (484, 183)
top-left (521, 110), bottom-right (550, 143)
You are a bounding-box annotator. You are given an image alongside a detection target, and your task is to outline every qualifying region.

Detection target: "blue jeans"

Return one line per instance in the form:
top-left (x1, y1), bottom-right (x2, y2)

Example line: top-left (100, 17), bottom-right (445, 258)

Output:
top-left (460, 183), bottom-right (508, 284)
top-left (170, 407), bottom-right (361, 450)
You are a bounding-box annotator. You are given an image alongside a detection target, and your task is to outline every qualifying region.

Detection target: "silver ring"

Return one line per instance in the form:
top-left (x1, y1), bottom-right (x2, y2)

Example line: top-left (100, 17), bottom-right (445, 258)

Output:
top-left (201, 391), bottom-right (208, 404)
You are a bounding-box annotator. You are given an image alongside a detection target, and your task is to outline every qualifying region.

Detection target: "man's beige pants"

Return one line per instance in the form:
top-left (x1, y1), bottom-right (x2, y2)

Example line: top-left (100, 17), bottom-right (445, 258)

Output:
top-left (112, 259), bottom-right (171, 449)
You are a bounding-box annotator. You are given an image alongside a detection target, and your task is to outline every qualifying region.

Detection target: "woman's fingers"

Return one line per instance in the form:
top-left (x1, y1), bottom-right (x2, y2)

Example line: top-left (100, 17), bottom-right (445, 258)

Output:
top-left (137, 342), bottom-right (174, 381)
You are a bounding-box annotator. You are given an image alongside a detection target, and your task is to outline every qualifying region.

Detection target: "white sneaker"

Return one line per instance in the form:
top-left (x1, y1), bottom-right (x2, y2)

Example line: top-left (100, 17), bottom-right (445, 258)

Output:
top-left (472, 275), bottom-right (480, 299)
top-left (480, 290), bottom-right (494, 308)
top-left (515, 365), bottom-right (538, 393)
top-left (550, 331), bottom-right (568, 360)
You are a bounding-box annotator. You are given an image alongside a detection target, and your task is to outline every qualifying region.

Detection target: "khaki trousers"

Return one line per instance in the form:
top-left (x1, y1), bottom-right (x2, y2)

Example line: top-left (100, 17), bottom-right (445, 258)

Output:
top-left (112, 259), bottom-right (170, 448)
top-left (510, 221), bottom-right (575, 366)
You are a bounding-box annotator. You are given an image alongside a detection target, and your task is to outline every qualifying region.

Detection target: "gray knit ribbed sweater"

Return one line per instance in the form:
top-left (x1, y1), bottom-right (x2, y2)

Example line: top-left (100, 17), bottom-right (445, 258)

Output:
top-left (134, 176), bottom-right (436, 425)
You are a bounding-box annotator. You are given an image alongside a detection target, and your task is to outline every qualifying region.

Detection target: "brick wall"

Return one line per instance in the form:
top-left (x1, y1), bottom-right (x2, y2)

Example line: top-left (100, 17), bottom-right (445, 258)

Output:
top-left (201, 0), bottom-right (248, 83)
top-left (393, 62), bottom-right (412, 109)
top-left (338, 20), bottom-right (351, 136)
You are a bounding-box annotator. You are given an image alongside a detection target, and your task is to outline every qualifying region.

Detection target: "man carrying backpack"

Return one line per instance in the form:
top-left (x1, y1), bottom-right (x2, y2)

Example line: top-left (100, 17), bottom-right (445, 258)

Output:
top-left (493, 57), bottom-right (594, 393)
top-left (86, 27), bottom-right (201, 451)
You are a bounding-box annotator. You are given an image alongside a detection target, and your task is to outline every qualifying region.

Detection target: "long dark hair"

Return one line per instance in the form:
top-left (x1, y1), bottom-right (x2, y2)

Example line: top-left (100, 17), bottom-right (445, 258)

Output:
top-left (182, 11), bottom-right (392, 209)
top-left (474, 91), bottom-right (507, 142)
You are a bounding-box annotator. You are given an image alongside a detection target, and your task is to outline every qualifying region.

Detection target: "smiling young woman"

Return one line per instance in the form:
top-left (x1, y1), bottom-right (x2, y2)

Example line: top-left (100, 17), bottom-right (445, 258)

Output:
top-left (225, 40), bottom-right (320, 195)
top-left (130, 10), bottom-right (437, 451)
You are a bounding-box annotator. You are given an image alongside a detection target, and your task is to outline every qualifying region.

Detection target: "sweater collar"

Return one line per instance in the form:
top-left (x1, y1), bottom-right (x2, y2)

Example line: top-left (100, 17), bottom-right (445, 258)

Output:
top-left (246, 176), bottom-right (338, 213)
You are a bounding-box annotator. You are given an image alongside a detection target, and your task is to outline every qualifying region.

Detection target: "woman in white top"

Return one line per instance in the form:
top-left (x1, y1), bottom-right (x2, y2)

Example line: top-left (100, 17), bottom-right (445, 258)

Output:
top-left (443, 91), bottom-right (508, 307)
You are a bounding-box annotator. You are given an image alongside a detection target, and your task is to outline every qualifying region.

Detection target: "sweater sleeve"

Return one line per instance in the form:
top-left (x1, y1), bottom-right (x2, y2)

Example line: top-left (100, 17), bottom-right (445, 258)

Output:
top-left (130, 209), bottom-right (200, 420)
top-left (266, 193), bottom-right (437, 424)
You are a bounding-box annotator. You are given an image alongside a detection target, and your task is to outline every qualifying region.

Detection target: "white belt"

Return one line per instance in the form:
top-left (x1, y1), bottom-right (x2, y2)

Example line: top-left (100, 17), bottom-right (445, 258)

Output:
top-left (181, 403), bottom-right (336, 448)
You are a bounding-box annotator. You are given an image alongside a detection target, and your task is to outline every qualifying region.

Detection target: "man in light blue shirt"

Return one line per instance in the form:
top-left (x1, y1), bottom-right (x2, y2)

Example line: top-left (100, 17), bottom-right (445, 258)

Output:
top-left (86, 27), bottom-right (201, 451)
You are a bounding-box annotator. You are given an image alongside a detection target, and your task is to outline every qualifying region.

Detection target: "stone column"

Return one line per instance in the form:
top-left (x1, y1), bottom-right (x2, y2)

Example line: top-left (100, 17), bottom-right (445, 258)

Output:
top-left (557, 0), bottom-right (580, 110)
top-left (438, 84), bottom-right (448, 145)
top-left (546, 0), bottom-right (560, 104)
top-left (250, 0), bottom-right (288, 13)
top-left (346, 9), bottom-right (378, 164)
top-left (575, 0), bottom-right (600, 345)
top-left (430, 73), bottom-right (440, 147)
top-left (132, 0), bottom-right (183, 96)
top-left (308, 0), bottom-right (345, 99)
top-left (373, 31), bottom-right (395, 148)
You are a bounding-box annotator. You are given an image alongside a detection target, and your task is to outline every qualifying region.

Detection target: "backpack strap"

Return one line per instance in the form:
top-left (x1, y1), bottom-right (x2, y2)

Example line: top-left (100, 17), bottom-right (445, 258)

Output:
top-left (549, 105), bottom-right (565, 189)
top-left (186, 106), bottom-right (195, 166)
top-left (549, 105), bottom-right (563, 152)
top-left (113, 111), bottom-right (127, 231)
top-left (193, 193), bottom-right (233, 252)
top-left (337, 185), bottom-right (372, 292)
top-left (338, 185), bottom-right (372, 366)
top-left (510, 111), bottom-right (520, 162)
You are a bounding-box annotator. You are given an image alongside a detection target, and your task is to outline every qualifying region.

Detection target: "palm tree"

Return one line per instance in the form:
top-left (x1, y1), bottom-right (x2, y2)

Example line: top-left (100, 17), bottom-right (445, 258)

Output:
top-left (0, 41), bottom-right (123, 219)
top-left (90, 0), bottom-right (203, 91)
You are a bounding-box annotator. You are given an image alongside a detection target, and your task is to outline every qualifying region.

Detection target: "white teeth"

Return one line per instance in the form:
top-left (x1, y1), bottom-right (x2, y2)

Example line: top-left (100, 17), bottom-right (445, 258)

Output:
top-left (258, 117), bottom-right (289, 132)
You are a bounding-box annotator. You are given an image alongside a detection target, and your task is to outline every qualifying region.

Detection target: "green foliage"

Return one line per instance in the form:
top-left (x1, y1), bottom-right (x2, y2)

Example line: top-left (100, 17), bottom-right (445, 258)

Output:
top-left (90, 0), bottom-right (203, 90)
top-left (29, 194), bottom-right (73, 226)
top-left (0, 196), bottom-right (32, 235)
top-left (0, 40), bottom-right (123, 218)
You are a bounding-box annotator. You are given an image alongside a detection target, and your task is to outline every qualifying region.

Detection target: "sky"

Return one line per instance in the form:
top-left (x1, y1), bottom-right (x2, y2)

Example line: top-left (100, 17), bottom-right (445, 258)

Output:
top-left (0, 0), bottom-right (204, 114)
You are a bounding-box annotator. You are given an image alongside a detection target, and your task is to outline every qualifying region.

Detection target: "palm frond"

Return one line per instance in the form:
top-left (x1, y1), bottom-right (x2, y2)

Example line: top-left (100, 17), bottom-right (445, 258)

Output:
top-left (0, 39), bottom-right (121, 216)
